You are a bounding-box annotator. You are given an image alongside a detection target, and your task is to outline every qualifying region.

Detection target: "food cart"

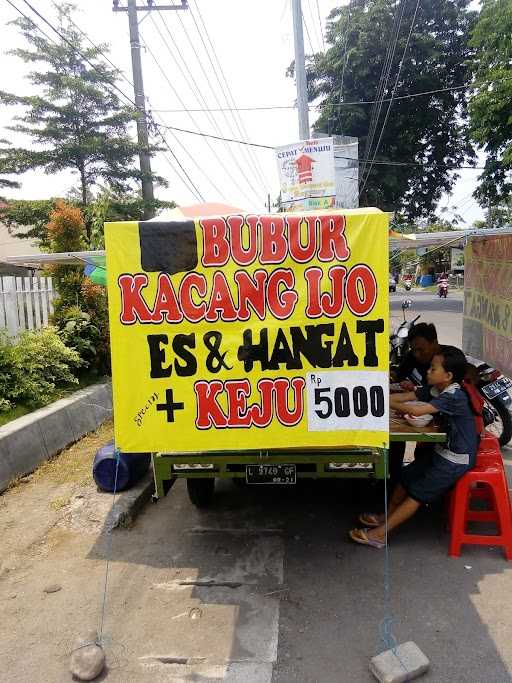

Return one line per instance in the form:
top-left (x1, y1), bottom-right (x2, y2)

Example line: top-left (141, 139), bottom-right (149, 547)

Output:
top-left (5, 206), bottom-right (456, 507)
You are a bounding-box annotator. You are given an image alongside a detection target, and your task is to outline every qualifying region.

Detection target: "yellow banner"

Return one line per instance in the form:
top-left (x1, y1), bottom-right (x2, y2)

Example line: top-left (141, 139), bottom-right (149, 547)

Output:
top-left (105, 209), bottom-right (389, 453)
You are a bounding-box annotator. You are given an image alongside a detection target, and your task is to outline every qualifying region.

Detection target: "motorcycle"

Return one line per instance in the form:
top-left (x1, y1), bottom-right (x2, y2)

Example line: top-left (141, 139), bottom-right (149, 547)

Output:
top-left (438, 279), bottom-right (448, 298)
top-left (389, 299), bottom-right (419, 367)
top-left (404, 280), bottom-right (412, 292)
top-left (390, 304), bottom-right (512, 446)
top-left (466, 357), bottom-right (512, 446)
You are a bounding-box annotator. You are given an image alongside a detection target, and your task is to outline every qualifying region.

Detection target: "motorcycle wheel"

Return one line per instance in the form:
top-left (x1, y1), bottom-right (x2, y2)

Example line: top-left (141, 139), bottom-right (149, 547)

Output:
top-left (483, 396), bottom-right (512, 447)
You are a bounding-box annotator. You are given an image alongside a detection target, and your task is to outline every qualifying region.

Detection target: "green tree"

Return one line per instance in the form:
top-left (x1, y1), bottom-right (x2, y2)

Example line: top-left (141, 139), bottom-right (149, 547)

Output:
top-left (0, 140), bottom-right (21, 195)
top-left (0, 193), bottom-right (174, 248)
top-left (302, 0), bottom-right (476, 220)
top-left (469, 0), bottom-right (512, 206)
top-left (0, 3), bottom-right (161, 241)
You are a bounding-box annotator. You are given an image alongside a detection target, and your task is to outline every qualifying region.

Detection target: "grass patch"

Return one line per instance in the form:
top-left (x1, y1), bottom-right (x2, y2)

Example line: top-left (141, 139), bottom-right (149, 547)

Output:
top-left (0, 374), bottom-right (108, 428)
top-left (50, 495), bottom-right (71, 510)
top-left (31, 419), bottom-right (114, 487)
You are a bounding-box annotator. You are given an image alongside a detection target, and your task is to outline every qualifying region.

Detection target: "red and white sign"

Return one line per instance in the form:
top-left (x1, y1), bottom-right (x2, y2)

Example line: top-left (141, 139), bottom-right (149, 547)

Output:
top-left (275, 138), bottom-right (335, 211)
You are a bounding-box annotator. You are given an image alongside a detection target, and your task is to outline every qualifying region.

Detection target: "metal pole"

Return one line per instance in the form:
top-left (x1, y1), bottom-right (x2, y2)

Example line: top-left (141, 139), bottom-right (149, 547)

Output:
top-left (292, 0), bottom-right (310, 140)
top-left (127, 0), bottom-right (155, 218)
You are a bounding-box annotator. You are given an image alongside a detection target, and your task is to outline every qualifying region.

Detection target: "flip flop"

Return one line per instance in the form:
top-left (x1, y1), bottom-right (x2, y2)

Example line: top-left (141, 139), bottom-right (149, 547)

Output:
top-left (358, 512), bottom-right (381, 528)
top-left (349, 528), bottom-right (386, 549)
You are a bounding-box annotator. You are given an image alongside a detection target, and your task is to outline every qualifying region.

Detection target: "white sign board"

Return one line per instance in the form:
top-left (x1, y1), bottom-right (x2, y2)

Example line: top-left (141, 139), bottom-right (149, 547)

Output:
top-left (275, 138), bottom-right (336, 211)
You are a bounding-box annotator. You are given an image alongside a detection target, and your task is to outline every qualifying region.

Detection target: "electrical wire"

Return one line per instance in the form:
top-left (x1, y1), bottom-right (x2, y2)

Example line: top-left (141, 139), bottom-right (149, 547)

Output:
top-left (139, 28), bottom-right (260, 208)
top-left (361, 0), bottom-right (406, 182)
top-left (49, 0), bottom-right (134, 89)
top-left (6, 0), bottom-right (207, 204)
top-left (188, 0), bottom-right (270, 197)
top-left (155, 122), bottom-right (487, 171)
top-left (149, 75), bottom-right (512, 114)
top-left (314, 0), bottom-right (325, 51)
top-left (158, 7), bottom-right (267, 201)
top-left (360, 0), bottom-right (421, 197)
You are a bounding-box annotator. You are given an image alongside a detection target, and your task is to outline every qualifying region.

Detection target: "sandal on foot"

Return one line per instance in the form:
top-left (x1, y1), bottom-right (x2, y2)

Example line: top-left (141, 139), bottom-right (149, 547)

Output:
top-left (349, 528), bottom-right (386, 549)
top-left (358, 512), bottom-right (381, 528)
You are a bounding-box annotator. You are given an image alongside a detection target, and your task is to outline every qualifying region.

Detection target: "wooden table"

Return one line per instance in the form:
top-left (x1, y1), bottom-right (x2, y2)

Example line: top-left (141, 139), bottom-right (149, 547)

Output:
top-left (390, 416), bottom-right (446, 443)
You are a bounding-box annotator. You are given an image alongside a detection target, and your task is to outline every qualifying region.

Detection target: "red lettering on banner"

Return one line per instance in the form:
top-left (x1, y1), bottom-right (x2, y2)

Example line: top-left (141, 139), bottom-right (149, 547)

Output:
top-left (225, 379), bottom-right (252, 427)
top-left (260, 215), bottom-right (288, 263)
top-left (346, 264), bottom-right (377, 316)
top-left (195, 380), bottom-right (228, 428)
top-left (200, 218), bottom-right (229, 266)
top-left (229, 215), bottom-right (258, 265)
top-left (273, 377), bottom-right (305, 426)
top-left (266, 269), bottom-right (298, 319)
top-left (179, 272), bottom-right (207, 323)
top-left (287, 215), bottom-right (317, 262)
top-left (205, 271), bottom-right (238, 322)
top-left (194, 377), bottom-right (305, 429)
top-left (318, 215), bottom-right (351, 261)
top-left (152, 273), bottom-right (183, 323)
top-left (119, 273), bottom-right (152, 324)
top-left (235, 269), bottom-right (267, 320)
top-left (304, 267), bottom-right (323, 317)
top-left (321, 266), bottom-right (347, 317)
top-left (248, 379), bottom-right (274, 427)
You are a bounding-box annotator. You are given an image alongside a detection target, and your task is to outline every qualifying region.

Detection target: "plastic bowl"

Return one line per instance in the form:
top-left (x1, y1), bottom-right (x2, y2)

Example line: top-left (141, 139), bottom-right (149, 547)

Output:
top-left (404, 412), bottom-right (433, 428)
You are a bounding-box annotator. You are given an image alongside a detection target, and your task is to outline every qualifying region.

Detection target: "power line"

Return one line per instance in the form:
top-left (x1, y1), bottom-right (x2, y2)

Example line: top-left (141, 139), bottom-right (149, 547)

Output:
top-left (360, 0), bottom-right (421, 197)
top-left (314, 0), bottom-right (325, 51)
top-left (155, 121), bottom-right (487, 171)
top-left (139, 27), bottom-right (261, 208)
top-left (161, 7), bottom-right (268, 199)
top-left (7, 0), bottom-right (207, 204)
top-left (49, 0), bottom-right (135, 89)
top-left (187, 0), bottom-right (270, 197)
top-left (18, 0), bottom-right (137, 108)
top-left (148, 74), bottom-right (512, 114)
top-left (361, 0), bottom-right (406, 183)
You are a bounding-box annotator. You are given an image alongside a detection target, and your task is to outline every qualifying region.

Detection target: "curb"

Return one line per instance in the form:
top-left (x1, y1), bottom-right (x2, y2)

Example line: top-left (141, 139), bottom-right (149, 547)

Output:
top-left (0, 381), bottom-right (112, 493)
top-left (105, 472), bottom-right (155, 531)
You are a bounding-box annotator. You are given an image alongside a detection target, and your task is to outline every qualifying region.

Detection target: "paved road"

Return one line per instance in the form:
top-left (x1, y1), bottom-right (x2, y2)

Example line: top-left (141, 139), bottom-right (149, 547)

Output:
top-left (391, 288), bottom-right (464, 347)
top-left (3, 289), bottom-right (512, 683)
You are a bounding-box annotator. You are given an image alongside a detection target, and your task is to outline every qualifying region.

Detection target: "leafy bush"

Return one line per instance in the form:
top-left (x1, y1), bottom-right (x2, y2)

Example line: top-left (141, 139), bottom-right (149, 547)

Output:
top-left (57, 306), bottom-right (102, 371)
top-left (11, 327), bottom-right (82, 407)
top-left (0, 334), bottom-right (16, 411)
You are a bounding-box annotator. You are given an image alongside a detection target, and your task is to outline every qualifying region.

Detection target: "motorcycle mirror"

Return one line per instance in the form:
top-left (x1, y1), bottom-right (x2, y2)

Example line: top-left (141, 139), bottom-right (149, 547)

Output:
top-left (402, 300), bottom-right (412, 310)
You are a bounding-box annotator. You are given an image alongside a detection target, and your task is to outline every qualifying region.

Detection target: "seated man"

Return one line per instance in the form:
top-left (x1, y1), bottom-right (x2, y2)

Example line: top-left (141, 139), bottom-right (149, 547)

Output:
top-left (351, 346), bottom-right (477, 548)
top-left (389, 323), bottom-right (440, 485)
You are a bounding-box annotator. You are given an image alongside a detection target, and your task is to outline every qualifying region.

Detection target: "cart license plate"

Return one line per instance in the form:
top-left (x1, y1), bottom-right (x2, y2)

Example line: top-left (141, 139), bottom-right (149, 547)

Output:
top-left (246, 464), bottom-right (296, 484)
top-left (482, 377), bottom-right (512, 400)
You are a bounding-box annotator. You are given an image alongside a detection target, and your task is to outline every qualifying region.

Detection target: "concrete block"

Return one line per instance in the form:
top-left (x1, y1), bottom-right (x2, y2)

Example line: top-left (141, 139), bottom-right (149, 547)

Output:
top-left (0, 381), bottom-right (112, 492)
top-left (369, 641), bottom-right (429, 683)
top-left (105, 472), bottom-right (156, 531)
top-left (0, 419), bottom-right (49, 486)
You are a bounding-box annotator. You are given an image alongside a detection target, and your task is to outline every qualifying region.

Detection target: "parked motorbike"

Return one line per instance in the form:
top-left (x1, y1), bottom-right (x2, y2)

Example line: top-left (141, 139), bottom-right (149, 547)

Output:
top-left (466, 357), bottom-right (512, 446)
top-left (390, 304), bottom-right (512, 446)
top-left (389, 300), bottom-right (419, 367)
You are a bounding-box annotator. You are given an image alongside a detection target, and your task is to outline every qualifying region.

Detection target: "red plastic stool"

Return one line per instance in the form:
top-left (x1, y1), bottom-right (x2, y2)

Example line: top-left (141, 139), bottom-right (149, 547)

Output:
top-left (477, 431), bottom-right (502, 466)
top-left (449, 464), bottom-right (512, 560)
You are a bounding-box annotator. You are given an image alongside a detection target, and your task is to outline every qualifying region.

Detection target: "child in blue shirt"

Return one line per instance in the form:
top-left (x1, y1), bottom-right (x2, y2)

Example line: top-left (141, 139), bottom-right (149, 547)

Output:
top-left (350, 345), bottom-right (477, 549)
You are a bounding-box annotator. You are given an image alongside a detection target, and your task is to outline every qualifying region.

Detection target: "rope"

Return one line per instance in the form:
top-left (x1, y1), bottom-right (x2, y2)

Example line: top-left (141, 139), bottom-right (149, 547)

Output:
top-left (379, 448), bottom-right (411, 679)
top-left (98, 448), bottom-right (121, 645)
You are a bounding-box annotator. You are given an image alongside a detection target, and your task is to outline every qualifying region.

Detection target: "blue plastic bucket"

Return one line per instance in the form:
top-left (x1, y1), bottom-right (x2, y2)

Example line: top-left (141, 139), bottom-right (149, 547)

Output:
top-left (92, 441), bottom-right (151, 492)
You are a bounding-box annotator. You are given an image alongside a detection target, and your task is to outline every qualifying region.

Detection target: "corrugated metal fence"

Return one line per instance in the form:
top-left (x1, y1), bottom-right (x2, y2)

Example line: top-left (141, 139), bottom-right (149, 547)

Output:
top-left (0, 276), bottom-right (55, 336)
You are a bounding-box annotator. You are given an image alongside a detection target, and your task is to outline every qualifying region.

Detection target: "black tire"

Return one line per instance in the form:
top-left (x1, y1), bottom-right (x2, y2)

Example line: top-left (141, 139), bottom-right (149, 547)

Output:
top-left (485, 396), bottom-right (512, 447)
top-left (187, 478), bottom-right (215, 508)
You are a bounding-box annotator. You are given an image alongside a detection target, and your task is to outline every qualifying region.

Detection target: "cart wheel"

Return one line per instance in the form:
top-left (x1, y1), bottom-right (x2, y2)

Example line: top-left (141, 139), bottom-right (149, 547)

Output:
top-left (187, 478), bottom-right (215, 508)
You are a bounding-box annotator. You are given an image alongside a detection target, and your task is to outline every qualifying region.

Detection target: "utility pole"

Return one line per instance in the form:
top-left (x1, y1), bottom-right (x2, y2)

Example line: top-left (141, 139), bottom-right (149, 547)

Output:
top-left (113, 0), bottom-right (189, 218)
top-left (291, 0), bottom-right (310, 140)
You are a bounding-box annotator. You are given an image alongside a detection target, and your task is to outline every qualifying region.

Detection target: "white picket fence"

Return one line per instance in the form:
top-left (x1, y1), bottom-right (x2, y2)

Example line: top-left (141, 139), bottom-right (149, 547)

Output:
top-left (0, 276), bottom-right (55, 336)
